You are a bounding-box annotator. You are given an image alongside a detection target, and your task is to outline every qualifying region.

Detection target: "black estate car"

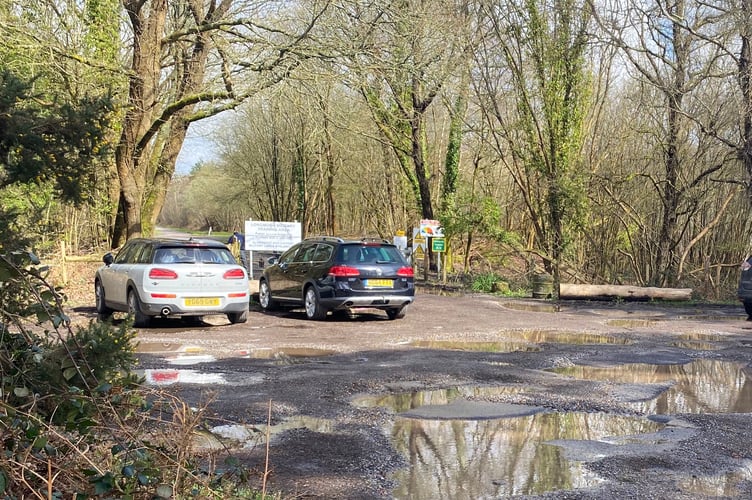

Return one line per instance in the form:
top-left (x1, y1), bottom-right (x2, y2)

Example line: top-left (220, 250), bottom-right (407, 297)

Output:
top-left (258, 237), bottom-right (415, 320)
top-left (738, 256), bottom-right (752, 319)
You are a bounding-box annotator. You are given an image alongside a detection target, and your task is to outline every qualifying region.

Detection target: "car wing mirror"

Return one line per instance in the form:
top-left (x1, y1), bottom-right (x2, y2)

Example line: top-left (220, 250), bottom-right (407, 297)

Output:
top-left (103, 253), bottom-right (114, 265)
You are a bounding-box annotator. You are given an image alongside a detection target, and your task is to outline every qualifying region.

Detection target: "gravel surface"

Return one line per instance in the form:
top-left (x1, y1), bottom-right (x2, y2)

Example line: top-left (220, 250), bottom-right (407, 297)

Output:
top-left (72, 287), bottom-right (752, 499)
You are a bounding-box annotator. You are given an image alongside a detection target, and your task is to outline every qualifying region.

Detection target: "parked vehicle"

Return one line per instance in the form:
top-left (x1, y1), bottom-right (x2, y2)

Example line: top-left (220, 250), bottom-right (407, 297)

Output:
top-left (95, 237), bottom-right (249, 327)
top-left (738, 256), bottom-right (752, 319)
top-left (258, 237), bottom-right (415, 320)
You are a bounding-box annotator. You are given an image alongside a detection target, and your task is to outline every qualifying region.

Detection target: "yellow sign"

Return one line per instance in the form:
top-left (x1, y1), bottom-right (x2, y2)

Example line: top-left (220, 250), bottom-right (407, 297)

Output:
top-left (414, 246), bottom-right (425, 260)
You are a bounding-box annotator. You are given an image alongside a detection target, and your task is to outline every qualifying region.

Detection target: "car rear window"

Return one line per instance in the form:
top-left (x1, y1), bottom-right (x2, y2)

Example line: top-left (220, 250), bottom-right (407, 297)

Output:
top-left (154, 246), bottom-right (236, 264)
top-left (338, 244), bottom-right (404, 264)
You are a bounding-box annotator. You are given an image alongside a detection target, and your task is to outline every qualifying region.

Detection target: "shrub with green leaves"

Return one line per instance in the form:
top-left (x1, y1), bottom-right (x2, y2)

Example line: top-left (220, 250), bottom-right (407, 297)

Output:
top-left (0, 250), bottom-right (263, 498)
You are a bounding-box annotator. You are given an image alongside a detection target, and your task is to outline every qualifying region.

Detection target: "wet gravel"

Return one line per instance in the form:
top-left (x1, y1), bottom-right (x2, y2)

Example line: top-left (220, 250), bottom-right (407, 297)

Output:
top-left (125, 292), bottom-right (752, 499)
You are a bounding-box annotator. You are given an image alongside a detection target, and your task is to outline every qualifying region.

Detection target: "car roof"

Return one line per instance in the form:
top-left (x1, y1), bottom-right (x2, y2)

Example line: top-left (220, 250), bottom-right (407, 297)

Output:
top-left (303, 237), bottom-right (395, 246)
top-left (126, 237), bottom-right (228, 249)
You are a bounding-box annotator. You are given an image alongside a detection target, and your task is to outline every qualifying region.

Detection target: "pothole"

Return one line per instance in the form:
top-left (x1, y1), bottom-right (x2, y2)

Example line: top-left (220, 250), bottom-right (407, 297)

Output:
top-left (410, 340), bottom-right (540, 352)
top-left (410, 330), bottom-right (630, 352)
top-left (243, 347), bottom-right (337, 359)
top-left (500, 301), bottom-right (559, 313)
top-left (509, 329), bottom-right (631, 345)
top-left (606, 319), bottom-right (659, 328)
top-left (388, 410), bottom-right (664, 498)
top-left (140, 368), bottom-right (226, 385)
top-left (551, 359), bottom-right (752, 413)
top-left (352, 385), bottom-right (526, 412)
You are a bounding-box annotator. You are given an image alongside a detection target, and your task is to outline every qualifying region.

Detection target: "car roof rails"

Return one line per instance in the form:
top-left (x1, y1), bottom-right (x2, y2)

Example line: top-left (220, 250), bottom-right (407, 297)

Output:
top-left (305, 236), bottom-right (344, 243)
top-left (360, 237), bottom-right (391, 245)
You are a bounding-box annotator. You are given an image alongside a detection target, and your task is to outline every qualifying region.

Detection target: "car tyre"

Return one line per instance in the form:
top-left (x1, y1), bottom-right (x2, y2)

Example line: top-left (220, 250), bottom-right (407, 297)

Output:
top-left (304, 286), bottom-right (327, 320)
top-left (259, 280), bottom-right (276, 311)
top-left (127, 289), bottom-right (151, 328)
top-left (94, 279), bottom-right (113, 321)
top-left (386, 306), bottom-right (406, 320)
top-left (744, 300), bottom-right (752, 320)
top-left (227, 310), bottom-right (248, 324)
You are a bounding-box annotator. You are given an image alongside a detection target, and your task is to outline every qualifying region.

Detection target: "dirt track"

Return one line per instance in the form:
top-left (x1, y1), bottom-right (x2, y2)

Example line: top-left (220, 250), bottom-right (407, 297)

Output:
top-left (114, 292), bottom-right (752, 499)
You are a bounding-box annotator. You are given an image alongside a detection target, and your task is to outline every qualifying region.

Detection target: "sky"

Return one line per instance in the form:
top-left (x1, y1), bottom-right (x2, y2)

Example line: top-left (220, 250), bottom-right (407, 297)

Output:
top-left (174, 114), bottom-right (226, 175)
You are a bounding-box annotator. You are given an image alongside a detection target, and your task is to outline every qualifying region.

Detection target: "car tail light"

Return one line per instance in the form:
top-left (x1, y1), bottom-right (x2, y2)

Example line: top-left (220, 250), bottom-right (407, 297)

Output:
top-left (149, 268), bottom-right (178, 279)
top-left (329, 265), bottom-right (361, 277)
top-left (397, 266), bottom-right (414, 277)
top-left (742, 260), bottom-right (752, 272)
top-left (228, 292), bottom-right (248, 298)
top-left (223, 268), bottom-right (246, 279)
top-left (151, 293), bottom-right (177, 298)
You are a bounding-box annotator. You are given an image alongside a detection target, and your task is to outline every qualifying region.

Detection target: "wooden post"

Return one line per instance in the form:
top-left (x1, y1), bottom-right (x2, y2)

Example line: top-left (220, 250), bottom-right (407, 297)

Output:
top-left (60, 240), bottom-right (68, 285)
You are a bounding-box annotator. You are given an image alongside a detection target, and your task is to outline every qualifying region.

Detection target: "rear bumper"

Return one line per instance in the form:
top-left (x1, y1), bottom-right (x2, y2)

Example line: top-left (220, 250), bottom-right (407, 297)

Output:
top-left (141, 298), bottom-right (249, 317)
top-left (321, 294), bottom-right (414, 311)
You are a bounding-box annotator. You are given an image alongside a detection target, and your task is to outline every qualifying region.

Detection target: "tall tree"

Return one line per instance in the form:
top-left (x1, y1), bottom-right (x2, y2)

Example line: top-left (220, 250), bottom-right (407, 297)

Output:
top-left (340, 0), bottom-right (474, 221)
top-left (112, 0), bottom-right (330, 245)
top-left (477, 0), bottom-right (593, 295)
top-left (594, 0), bottom-right (732, 286)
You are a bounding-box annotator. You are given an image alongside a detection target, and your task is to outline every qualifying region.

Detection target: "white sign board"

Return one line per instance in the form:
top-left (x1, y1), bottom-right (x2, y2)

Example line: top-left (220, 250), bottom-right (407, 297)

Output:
top-left (244, 221), bottom-right (301, 251)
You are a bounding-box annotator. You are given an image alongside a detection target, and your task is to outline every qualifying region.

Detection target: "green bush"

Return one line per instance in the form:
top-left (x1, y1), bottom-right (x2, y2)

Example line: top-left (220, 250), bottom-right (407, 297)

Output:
top-left (0, 251), bottom-right (265, 498)
top-left (471, 272), bottom-right (502, 293)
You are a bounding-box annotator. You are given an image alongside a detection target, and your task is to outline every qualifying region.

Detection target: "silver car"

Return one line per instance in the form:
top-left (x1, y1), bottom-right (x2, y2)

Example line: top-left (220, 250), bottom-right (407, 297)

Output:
top-left (95, 237), bottom-right (249, 327)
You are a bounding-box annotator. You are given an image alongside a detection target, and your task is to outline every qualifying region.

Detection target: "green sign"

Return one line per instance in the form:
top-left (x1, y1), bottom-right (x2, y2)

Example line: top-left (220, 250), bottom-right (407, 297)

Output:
top-left (432, 238), bottom-right (446, 252)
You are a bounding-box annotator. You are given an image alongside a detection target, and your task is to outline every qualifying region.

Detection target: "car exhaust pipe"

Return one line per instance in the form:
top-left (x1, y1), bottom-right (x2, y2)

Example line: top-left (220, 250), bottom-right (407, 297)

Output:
top-left (160, 307), bottom-right (171, 317)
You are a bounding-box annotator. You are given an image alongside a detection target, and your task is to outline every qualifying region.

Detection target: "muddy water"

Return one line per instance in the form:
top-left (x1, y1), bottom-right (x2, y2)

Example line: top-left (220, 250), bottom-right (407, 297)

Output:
top-left (389, 410), bottom-right (662, 498)
top-left (354, 389), bottom-right (666, 497)
top-left (552, 359), bottom-right (752, 414)
top-left (353, 356), bottom-right (752, 497)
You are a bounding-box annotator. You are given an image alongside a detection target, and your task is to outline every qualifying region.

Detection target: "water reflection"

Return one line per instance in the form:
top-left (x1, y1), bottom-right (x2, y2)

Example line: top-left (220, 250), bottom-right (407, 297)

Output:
top-left (352, 386), bottom-right (525, 412)
top-left (141, 368), bottom-right (226, 385)
top-left (411, 340), bottom-right (540, 353)
top-left (678, 461), bottom-right (752, 497)
top-left (511, 330), bottom-right (631, 345)
top-left (606, 319), bottom-right (659, 328)
top-left (411, 330), bottom-right (630, 353)
top-left (552, 360), bottom-right (752, 414)
top-left (501, 301), bottom-right (559, 313)
top-left (390, 412), bottom-right (662, 498)
top-left (245, 347), bottom-right (337, 359)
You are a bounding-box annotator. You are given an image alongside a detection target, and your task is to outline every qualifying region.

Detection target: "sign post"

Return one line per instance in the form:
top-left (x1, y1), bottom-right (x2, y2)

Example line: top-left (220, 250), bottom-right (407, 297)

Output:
top-left (244, 221), bottom-right (302, 279)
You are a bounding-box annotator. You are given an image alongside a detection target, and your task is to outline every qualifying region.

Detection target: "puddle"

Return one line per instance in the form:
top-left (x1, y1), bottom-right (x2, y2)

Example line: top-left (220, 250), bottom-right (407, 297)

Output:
top-left (410, 340), bottom-right (540, 353)
top-left (141, 369), bottom-right (226, 386)
top-left (410, 331), bottom-right (630, 352)
top-left (135, 342), bottom-right (184, 353)
top-left (551, 359), bottom-right (752, 413)
top-left (352, 386), bottom-right (525, 412)
top-left (510, 329), bottom-right (631, 345)
top-left (501, 301), bottom-right (559, 313)
top-left (677, 460), bottom-right (752, 497)
top-left (166, 354), bottom-right (217, 365)
top-left (194, 417), bottom-right (336, 451)
top-left (243, 347), bottom-right (337, 359)
top-left (389, 411), bottom-right (664, 498)
top-left (606, 319), bottom-right (659, 328)
top-left (670, 341), bottom-right (721, 350)
top-left (671, 332), bottom-right (726, 350)
top-left (354, 386), bottom-right (668, 496)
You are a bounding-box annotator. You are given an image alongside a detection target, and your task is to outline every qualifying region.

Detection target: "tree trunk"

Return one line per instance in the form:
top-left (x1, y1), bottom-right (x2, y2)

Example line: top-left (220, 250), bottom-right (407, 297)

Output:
top-left (740, 0), bottom-right (752, 202)
top-left (559, 283), bottom-right (692, 301)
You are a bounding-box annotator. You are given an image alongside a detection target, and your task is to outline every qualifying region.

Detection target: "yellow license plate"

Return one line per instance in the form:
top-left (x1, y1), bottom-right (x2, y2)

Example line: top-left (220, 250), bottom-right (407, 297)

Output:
top-left (185, 297), bottom-right (220, 307)
top-left (364, 279), bottom-right (393, 288)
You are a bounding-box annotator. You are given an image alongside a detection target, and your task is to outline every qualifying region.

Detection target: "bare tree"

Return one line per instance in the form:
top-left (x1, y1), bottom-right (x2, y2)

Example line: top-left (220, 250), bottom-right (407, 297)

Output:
top-left (112, 0), bottom-right (331, 245)
top-left (592, 0), bottom-right (735, 286)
